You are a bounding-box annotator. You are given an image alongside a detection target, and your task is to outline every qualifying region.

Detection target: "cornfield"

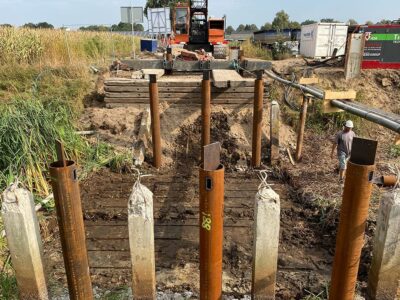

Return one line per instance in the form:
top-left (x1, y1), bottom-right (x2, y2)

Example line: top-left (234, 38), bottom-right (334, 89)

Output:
top-left (0, 27), bottom-right (138, 66)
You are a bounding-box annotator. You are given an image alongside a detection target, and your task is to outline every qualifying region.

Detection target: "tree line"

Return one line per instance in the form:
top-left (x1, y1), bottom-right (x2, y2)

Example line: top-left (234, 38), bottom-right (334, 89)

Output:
top-left (225, 10), bottom-right (399, 34)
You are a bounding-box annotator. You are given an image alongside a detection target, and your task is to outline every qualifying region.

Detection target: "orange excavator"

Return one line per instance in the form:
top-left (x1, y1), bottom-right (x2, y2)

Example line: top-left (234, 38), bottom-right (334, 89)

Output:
top-left (171, 0), bottom-right (228, 57)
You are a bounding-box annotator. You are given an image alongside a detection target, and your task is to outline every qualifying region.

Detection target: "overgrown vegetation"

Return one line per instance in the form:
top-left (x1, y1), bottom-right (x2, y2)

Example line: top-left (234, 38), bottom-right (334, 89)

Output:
top-left (0, 98), bottom-right (134, 197)
top-left (0, 27), bottom-right (136, 66)
top-left (0, 28), bottom-right (137, 297)
top-left (239, 40), bottom-right (272, 60)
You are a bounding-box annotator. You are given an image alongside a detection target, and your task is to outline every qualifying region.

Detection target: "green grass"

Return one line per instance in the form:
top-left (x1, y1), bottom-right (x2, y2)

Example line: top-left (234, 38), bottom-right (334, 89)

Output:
top-left (0, 271), bottom-right (18, 300)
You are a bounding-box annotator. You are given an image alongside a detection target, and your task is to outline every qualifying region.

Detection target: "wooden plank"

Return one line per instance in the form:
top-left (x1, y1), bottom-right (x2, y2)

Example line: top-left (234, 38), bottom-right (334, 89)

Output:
top-left (299, 77), bottom-right (319, 85)
top-left (212, 69), bottom-right (245, 88)
top-left (104, 98), bottom-right (261, 105)
top-left (86, 225), bottom-right (251, 242)
top-left (105, 103), bottom-right (253, 108)
top-left (104, 86), bottom-right (257, 93)
top-left (83, 198), bottom-right (256, 210)
top-left (142, 69), bottom-right (165, 80)
top-left (323, 100), bottom-right (344, 114)
top-left (105, 80), bottom-right (201, 87)
top-left (324, 90), bottom-right (357, 100)
top-left (105, 92), bottom-right (260, 99)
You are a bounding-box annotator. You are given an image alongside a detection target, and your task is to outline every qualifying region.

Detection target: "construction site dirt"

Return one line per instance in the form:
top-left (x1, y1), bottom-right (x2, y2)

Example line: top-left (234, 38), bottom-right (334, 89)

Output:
top-left (41, 60), bottom-right (400, 299)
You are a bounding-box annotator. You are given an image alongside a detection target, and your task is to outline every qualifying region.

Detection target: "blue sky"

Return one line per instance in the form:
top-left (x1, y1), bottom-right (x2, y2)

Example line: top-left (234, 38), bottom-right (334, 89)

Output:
top-left (0, 0), bottom-right (398, 28)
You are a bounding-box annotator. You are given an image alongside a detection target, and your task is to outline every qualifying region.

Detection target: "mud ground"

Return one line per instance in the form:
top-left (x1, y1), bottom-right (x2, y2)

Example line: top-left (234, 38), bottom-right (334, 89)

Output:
top-left (43, 61), bottom-right (400, 299)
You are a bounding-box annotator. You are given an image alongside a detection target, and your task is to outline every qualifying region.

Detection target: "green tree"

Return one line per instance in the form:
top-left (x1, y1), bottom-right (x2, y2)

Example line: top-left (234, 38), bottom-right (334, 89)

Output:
top-left (134, 24), bottom-right (144, 31)
top-left (320, 18), bottom-right (340, 23)
top-left (244, 24), bottom-right (259, 31)
top-left (36, 22), bottom-right (54, 29)
top-left (347, 19), bottom-right (358, 25)
top-left (289, 21), bottom-right (300, 29)
top-left (236, 24), bottom-right (245, 32)
top-left (365, 20), bottom-right (374, 25)
top-left (0, 24), bottom-right (12, 27)
top-left (260, 22), bottom-right (272, 31)
top-left (225, 25), bottom-right (235, 35)
top-left (301, 19), bottom-right (317, 25)
top-left (22, 23), bottom-right (37, 29)
top-left (80, 25), bottom-right (110, 31)
top-left (272, 10), bottom-right (290, 30)
top-left (378, 19), bottom-right (392, 24)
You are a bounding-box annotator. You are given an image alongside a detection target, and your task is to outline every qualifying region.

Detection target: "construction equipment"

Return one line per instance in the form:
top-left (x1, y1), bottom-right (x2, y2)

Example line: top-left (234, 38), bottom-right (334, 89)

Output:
top-left (171, 0), bottom-right (228, 57)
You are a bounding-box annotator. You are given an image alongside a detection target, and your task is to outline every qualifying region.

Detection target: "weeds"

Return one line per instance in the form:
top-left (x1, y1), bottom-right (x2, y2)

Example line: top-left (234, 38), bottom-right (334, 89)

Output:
top-left (390, 145), bottom-right (400, 158)
top-left (239, 40), bottom-right (273, 60)
top-left (0, 98), bottom-right (134, 197)
top-left (0, 271), bottom-right (18, 300)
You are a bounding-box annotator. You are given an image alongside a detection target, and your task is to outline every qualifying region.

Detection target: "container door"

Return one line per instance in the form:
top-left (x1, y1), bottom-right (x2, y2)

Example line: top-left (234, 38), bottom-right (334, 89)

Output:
top-left (316, 24), bottom-right (331, 57)
top-left (332, 25), bottom-right (348, 56)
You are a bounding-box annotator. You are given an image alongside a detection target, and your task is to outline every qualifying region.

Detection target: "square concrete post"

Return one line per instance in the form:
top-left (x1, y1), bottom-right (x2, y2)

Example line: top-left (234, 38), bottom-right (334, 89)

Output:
top-left (1, 184), bottom-right (49, 300)
top-left (128, 178), bottom-right (156, 299)
top-left (367, 189), bottom-right (400, 300)
top-left (269, 101), bottom-right (280, 165)
top-left (252, 173), bottom-right (280, 299)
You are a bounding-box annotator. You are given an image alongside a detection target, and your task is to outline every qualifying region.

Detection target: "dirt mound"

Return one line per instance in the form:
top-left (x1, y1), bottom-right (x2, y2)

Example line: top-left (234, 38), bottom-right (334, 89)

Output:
top-left (176, 112), bottom-right (242, 171)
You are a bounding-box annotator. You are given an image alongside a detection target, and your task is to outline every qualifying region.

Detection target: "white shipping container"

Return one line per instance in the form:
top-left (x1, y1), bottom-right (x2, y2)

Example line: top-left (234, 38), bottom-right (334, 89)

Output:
top-left (300, 23), bottom-right (348, 58)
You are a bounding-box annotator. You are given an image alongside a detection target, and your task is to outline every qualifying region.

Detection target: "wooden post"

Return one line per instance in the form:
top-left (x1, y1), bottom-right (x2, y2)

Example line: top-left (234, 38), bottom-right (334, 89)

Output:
top-left (149, 74), bottom-right (162, 168)
top-left (252, 176), bottom-right (280, 299)
top-left (1, 184), bottom-right (49, 300)
top-left (295, 96), bottom-right (309, 161)
top-left (128, 177), bottom-right (156, 299)
top-left (252, 70), bottom-right (264, 168)
top-left (269, 101), bottom-right (280, 165)
top-left (367, 189), bottom-right (400, 300)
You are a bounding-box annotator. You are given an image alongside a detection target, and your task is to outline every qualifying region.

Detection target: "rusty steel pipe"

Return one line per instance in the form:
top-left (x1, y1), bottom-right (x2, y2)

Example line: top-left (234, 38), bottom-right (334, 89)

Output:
top-left (329, 138), bottom-right (378, 300)
top-left (166, 47), bottom-right (173, 75)
top-left (149, 74), bottom-right (162, 168)
top-left (252, 70), bottom-right (264, 167)
top-left (201, 70), bottom-right (211, 162)
top-left (49, 160), bottom-right (93, 300)
top-left (295, 96), bottom-right (309, 161)
top-left (199, 164), bottom-right (224, 300)
top-left (382, 175), bottom-right (398, 187)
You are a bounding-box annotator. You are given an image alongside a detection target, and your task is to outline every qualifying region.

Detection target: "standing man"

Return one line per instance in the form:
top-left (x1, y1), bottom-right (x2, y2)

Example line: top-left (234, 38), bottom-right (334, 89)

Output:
top-left (331, 120), bottom-right (356, 183)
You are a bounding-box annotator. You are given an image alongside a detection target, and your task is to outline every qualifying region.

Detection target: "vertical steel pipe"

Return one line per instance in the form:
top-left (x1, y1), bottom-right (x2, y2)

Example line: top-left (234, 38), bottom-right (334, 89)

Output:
top-left (149, 74), bottom-right (162, 168)
top-left (252, 70), bottom-right (264, 167)
top-left (329, 138), bottom-right (378, 300)
top-left (199, 165), bottom-right (224, 300)
top-left (201, 70), bottom-right (211, 162)
top-left (49, 160), bottom-right (93, 300)
top-left (295, 96), bottom-right (309, 161)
